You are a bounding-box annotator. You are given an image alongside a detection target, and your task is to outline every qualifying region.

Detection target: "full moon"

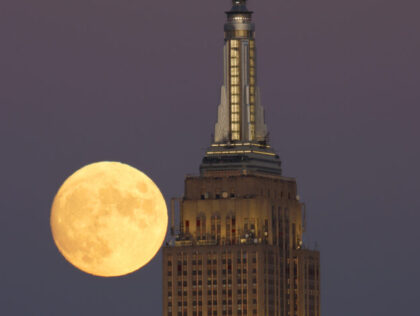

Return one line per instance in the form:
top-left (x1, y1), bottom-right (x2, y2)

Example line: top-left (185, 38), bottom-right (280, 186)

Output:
top-left (50, 161), bottom-right (168, 277)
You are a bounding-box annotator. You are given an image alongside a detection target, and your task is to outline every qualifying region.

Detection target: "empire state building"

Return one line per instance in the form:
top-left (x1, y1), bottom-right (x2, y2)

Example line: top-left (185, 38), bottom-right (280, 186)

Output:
top-left (162, 1), bottom-right (320, 315)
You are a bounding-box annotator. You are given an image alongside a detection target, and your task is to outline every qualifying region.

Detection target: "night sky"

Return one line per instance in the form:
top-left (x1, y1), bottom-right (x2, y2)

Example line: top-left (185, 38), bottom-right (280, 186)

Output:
top-left (1, 0), bottom-right (419, 315)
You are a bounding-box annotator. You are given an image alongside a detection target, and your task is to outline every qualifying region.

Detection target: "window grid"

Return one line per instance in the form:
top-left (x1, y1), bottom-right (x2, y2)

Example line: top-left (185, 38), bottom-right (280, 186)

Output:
top-left (229, 40), bottom-right (240, 141)
top-left (249, 40), bottom-right (256, 140)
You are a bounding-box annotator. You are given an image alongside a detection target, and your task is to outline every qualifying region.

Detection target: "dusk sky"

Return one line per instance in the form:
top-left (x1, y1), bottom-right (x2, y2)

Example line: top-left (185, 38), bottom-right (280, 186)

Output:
top-left (1, 0), bottom-right (419, 315)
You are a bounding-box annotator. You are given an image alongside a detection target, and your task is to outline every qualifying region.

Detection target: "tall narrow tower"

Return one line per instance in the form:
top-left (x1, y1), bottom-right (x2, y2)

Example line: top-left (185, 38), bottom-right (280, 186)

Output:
top-left (163, 1), bottom-right (320, 316)
top-left (200, 0), bottom-right (281, 176)
top-left (214, 0), bottom-right (267, 144)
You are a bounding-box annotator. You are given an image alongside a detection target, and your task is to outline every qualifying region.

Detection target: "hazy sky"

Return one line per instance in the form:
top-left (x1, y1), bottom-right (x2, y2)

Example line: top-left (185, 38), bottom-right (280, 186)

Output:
top-left (1, 0), bottom-right (419, 315)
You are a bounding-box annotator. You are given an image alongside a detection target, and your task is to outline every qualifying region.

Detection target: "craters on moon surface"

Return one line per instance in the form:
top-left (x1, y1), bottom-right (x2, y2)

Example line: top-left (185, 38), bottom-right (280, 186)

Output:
top-left (50, 161), bottom-right (168, 277)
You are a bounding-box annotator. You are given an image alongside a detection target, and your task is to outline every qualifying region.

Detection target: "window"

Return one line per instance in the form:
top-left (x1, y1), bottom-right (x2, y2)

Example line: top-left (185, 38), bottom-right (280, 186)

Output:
top-left (231, 124), bottom-right (239, 132)
top-left (231, 95), bottom-right (239, 103)
top-left (231, 104), bottom-right (239, 112)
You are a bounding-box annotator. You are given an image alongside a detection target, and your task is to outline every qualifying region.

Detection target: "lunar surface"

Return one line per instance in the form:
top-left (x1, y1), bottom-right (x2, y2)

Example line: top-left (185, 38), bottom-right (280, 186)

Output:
top-left (50, 161), bottom-right (168, 277)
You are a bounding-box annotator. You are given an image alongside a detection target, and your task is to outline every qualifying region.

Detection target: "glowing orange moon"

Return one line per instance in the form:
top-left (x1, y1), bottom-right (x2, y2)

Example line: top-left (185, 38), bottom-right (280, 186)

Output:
top-left (50, 161), bottom-right (168, 277)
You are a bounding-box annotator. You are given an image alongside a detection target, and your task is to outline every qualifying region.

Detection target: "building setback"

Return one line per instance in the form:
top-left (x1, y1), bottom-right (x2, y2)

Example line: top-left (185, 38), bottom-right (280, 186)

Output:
top-left (163, 1), bottom-right (320, 316)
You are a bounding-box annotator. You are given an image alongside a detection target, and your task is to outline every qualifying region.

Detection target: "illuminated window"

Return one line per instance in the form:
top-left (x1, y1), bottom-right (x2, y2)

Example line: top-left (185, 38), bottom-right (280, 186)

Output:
top-left (234, 30), bottom-right (249, 37)
top-left (231, 124), bottom-right (240, 132)
top-left (231, 95), bottom-right (240, 103)
top-left (231, 67), bottom-right (239, 76)
top-left (231, 76), bottom-right (239, 85)
top-left (231, 86), bottom-right (239, 95)
top-left (231, 85), bottom-right (240, 94)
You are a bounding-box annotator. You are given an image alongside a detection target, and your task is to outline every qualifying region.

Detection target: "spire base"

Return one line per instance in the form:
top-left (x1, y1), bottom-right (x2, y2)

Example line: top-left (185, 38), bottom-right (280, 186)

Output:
top-left (200, 142), bottom-right (282, 176)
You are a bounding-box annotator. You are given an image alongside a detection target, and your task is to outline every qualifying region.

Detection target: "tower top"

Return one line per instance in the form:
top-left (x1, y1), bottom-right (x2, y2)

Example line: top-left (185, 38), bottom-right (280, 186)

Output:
top-left (200, 0), bottom-right (282, 175)
top-left (228, 0), bottom-right (251, 14)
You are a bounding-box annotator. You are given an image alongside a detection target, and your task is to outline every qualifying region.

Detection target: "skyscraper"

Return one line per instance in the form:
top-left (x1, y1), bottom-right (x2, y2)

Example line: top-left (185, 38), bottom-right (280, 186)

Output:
top-left (162, 1), bottom-right (320, 315)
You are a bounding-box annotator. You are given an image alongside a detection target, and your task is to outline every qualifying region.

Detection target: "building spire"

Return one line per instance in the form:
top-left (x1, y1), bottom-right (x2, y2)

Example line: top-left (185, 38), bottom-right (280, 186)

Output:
top-left (200, 0), bottom-right (282, 175)
top-left (230, 0), bottom-right (249, 12)
top-left (214, 0), bottom-right (266, 144)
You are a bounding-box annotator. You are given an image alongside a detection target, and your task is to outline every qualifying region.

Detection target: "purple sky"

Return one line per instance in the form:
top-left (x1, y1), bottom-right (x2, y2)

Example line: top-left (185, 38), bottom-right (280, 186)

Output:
top-left (1, 0), bottom-right (419, 315)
